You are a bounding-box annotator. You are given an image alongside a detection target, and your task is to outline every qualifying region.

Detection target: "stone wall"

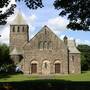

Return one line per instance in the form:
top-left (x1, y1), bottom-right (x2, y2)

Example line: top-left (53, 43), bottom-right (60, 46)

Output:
top-left (10, 25), bottom-right (81, 75)
top-left (10, 25), bottom-right (29, 52)
top-left (23, 26), bottom-right (69, 75)
top-left (69, 53), bottom-right (81, 74)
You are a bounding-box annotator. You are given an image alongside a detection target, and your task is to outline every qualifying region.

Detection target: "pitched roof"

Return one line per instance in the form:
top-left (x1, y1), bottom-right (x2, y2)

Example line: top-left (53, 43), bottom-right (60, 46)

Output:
top-left (23, 25), bottom-right (66, 49)
top-left (67, 40), bottom-right (80, 53)
top-left (12, 12), bottom-right (27, 25)
top-left (10, 48), bottom-right (22, 55)
top-left (29, 25), bottom-right (63, 43)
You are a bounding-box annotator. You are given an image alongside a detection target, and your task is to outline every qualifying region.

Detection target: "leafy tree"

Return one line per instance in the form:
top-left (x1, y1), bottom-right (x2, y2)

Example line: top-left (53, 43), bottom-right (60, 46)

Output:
top-left (0, 44), bottom-right (14, 73)
top-left (16, 0), bottom-right (43, 9)
top-left (0, 0), bottom-right (90, 31)
top-left (0, 0), bottom-right (43, 25)
top-left (77, 45), bottom-right (90, 71)
top-left (54, 0), bottom-right (90, 31)
top-left (0, 0), bottom-right (16, 25)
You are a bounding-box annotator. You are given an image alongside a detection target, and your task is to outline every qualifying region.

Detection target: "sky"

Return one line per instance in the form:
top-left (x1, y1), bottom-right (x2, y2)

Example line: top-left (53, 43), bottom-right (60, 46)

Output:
top-left (0, 0), bottom-right (90, 45)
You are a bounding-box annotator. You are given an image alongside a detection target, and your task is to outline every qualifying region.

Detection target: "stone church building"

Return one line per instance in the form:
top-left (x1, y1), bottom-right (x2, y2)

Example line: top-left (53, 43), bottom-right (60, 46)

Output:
top-left (10, 12), bottom-right (81, 75)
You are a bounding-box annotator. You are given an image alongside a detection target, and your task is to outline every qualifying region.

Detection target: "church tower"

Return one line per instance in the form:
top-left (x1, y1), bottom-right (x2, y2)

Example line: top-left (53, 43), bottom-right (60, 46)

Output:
top-left (10, 12), bottom-right (29, 52)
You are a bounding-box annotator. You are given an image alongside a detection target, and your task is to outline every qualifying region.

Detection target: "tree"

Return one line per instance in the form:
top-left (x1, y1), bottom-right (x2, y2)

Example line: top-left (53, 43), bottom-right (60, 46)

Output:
top-left (0, 0), bottom-right (43, 25)
top-left (0, 44), bottom-right (14, 73)
top-left (0, 0), bottom-right (16, 25)
top-left (0, 0), bottom-right (90, 31)
top-left (54, 0), bottom-right (90, 31)
top-left (16, 0), bottom-right (43, 9)
top-left (77, 45), bottom-right (90, 71)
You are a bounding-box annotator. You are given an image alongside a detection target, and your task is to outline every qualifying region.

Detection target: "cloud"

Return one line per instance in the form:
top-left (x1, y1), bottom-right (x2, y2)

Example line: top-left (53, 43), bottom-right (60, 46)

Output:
top-left (60, 34), bottom-right (74, 41)
top-left (28, 15), bottom-right (37, 24)
top-left (0, 10), bottom-right (37, 45)
top-left (46, 16), bottom-right (69, 34)
top-left (0, 9), bottom-right (90, 46)
top-left (0, 25), bottom-right (10, 44)
top-left (45, 15), bottom-right (90, 46)
top-left (24, 14), bottom-right (37, 39)
top-left (0, 9), bottom-right (17, 44)
top-left (60, 34), bottom-right (90, 46)
top-left (76, 39), bottom-right (90, 45)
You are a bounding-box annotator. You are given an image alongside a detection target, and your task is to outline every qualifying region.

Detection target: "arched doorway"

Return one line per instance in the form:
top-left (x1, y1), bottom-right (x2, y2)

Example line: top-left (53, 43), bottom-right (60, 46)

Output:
top-left (42, 60), bottom-right (50, 75)
top-left (31, 63), bottom-right (37, 74)
top-left (31, 61), bottom-right (38, 74)
top-left (55, 63), bottom-right (60, 73)
top-left (54, 60), bottom-right (61, 74)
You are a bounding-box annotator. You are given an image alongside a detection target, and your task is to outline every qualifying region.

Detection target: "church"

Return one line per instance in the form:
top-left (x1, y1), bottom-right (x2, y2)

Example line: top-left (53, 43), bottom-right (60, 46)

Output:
top-left (10, 12), bottom-right (81, 75)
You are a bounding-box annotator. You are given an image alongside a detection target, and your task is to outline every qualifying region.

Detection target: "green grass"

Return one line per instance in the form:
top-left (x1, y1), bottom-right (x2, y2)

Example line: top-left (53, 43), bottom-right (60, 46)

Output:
top-left (0, 71), bottom-right (90, 82)
top-left (54, 71), bottom-right (90, 81)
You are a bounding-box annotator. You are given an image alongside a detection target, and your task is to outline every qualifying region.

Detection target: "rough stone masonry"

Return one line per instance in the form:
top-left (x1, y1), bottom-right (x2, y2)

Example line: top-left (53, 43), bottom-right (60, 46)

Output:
top-left (10, 12), bottom-right (81, 75)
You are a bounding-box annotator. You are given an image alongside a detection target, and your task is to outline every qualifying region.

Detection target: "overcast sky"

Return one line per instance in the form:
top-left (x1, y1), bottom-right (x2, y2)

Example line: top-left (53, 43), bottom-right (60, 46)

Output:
top-left (0, 0), bottom-right (90, 45)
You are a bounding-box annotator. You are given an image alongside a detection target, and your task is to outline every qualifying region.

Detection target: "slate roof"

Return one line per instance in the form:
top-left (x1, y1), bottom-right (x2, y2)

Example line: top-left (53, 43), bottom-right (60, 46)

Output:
top-left (10, 48), bottom-right (22, 55)
top-left (67, 40), bottom-right (80, 53)
top-left (12, 12), bottom-right (27, 25)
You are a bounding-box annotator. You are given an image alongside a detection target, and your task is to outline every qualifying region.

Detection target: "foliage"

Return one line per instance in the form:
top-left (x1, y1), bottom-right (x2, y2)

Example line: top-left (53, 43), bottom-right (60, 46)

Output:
top-left (77, 45), bottom-right (90, 70)
top-left (0, 0), bottom-right (43, 25)
top-left (0, 44), bottom-right (10, 65)
top-left (0, 44), bottom-right (15, 73)
top-left (16, 0), bottom-right (43, 9)
top-left (0, 0), bottom-right (10, 8)
top-left (54, 0), bottom-right (90, 31)
top-left (0, 0), bottom-right (90, 31)
top-left (0, 0), bottom-right (16, 25)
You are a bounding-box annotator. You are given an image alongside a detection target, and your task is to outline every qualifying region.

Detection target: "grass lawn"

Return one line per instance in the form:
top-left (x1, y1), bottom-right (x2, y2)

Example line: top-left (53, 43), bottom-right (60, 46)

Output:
top-left (0, 71), bottom-right (90, 82)
top-left (0, 71), bottom-right (90, 90)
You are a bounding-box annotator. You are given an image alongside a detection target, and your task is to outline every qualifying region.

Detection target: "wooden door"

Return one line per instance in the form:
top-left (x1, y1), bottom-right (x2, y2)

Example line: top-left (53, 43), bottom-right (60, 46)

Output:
top-left (55, 63), bottom-right (60, 73)
top-left (31, 64), bottom-right (37, 74)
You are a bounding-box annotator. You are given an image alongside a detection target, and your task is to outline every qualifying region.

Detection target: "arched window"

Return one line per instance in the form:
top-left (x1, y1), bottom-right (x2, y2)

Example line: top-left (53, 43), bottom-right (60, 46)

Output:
top-left (48, 41), bottom-right (52, 49)
top-left (42, 60), bottom-right (50, 75)
top-left (44, 41), bottom-right (47, 49)
top-left (22, 26), bottom-right (24, 32)
top-left (39, 41), bottom-right (43, 49)
top-left (45, 62), bottom-right (47, 69)
top-left (12, 26), bottom-right (15, 32)
top-left (72, 56), bottom-right (74, 62)
top-left (71, 56), bottom-right (75, 73)
top-left (17, 26), bottom-right (20, 32)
